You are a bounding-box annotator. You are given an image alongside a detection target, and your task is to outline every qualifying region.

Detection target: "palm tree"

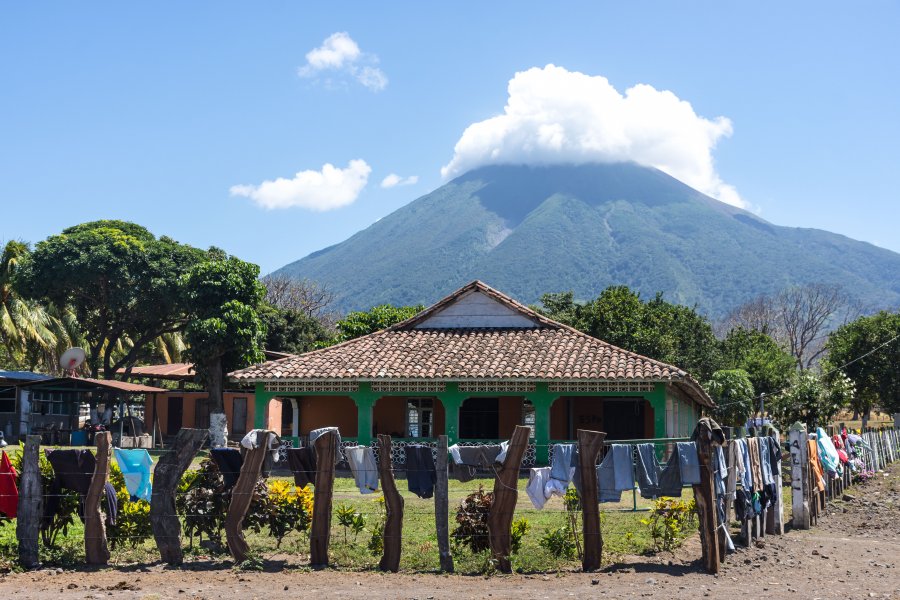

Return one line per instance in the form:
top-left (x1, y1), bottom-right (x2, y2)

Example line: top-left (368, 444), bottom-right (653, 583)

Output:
top-left (0, 240), bottom-right (74, 373)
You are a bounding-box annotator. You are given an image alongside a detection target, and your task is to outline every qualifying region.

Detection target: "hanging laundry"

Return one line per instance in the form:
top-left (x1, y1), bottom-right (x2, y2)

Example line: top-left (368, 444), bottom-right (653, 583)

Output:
top-left (747, 437), bottom-right (764, 491)
top-left (405, 445), bottom-right (436, 499)
top-left (807, 440), bottom-right (827, 492)
top-left (43, 449), bottom-right (116, 528)
top-left (526, 467), bottom-right (552, 509)
top-left (757, 438), bottom-right (774, 487)
top-left (344, 445), bottom-right (379, 494)
top-left (448, 444), bottom-right (503, 482)
top-left (816, 427), bottom-right (842, 476)
top-left (210, 447), bottom-right (243, 491)
top-left (767, 435), bottom-right (782, 478)
top-left (113, 448), bottom-right (153, 502)
top-left (0, 450), bottom-right (18, 518)
top-left (712, 446), bottom-right (727, 496)
top-left (309, 426), bottom-right (343, 463)
top-left (675, 441), bottom-right (701, 485)
top-left (597, 444), bottom-right (634, 503)
top-left (241, 429), bottom-right (281, 461)
top-left (286, 446), bottom-right (316, 488)
top-left (549, 444), bottom-right (576, 485)
top-left (634, 444), bottom-right (682, 499)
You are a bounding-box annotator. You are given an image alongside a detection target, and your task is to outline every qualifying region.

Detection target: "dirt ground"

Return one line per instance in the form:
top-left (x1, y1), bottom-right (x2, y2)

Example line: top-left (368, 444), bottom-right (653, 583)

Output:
top-left (2, 470), bottom-right (899, 600)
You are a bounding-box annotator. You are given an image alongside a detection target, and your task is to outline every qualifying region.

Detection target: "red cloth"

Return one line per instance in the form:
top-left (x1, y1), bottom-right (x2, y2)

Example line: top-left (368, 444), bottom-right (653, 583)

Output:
top-left (0, 450), bottom-right (18, 518)
top-left (837, 449), bottom-right (849, 464)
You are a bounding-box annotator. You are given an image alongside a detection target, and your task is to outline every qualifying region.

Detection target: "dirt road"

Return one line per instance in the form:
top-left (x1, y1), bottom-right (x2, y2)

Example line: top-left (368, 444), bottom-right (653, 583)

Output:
top-left (2, 469), bottom-right (898, 599)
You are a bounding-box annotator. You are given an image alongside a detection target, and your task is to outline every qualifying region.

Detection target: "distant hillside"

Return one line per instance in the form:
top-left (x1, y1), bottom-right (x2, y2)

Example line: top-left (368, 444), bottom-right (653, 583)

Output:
top-left (273, 163), bottom-right (900, 316)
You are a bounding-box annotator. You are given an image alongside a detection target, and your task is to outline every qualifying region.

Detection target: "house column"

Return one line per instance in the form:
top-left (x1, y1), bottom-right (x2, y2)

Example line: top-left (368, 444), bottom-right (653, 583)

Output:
top-left (289, 398), bottom-right (299, 438)
top-left (527, 383), bottom-right (559, 466)
top-left (253, 383), bottom-right (275, 430)
top-left (350, 383), bottom-right (379, 445)
top-left (437, 383), bottom-right (465, 446)
top-left (647, 383), bottom-right (668, 439)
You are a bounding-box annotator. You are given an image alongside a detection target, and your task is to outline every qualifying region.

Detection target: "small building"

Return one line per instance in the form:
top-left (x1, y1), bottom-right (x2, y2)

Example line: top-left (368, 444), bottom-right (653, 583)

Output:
top-left (230, 281), bottom-right (714, 464)
top-left (127, 361), bottom-right (283, 441)
top-left (0, 372), bottom-right (164, 444)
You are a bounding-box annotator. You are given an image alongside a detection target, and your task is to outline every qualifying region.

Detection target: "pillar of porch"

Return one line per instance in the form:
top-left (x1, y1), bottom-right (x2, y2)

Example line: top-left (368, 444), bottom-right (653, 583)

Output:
top-left (648, 383), bottom-right (668, 439)
top-left (253, 383), bottom-right (274, 430)
top-left (437, 384), bottom-right (465, 446)
top-left (289, 398), bottom-right (299, 438)
top-left (528, 384), bottom-right (558, 465)
top-left (351, 388), bottom-right (378, 445)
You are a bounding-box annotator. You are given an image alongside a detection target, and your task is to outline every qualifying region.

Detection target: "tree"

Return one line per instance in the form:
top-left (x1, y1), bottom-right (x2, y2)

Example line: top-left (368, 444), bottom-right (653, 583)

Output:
top-left (539, 287), bottom-right (721, 381)
top-left (181, 251), bottom-right (266, 447)
top-left (17, 221), bottom-right (206, 378)
top-left (327, 304), bottom-right (425, 345)
top-left (260, 304), bottom-right (332, 355)
top-left (719, 327), bottom-right (795, 396)
top-left (261, 275), bottom-right (337, 324)
top-left (824, 311), bottom-right (900, 416)
top-left (0, 240), bottom-right (75, 373)
top-left (705, 369), bottom-right (755, 428)
top-left (723, 283), bottom-right (859, 369)
top-left (769, 370), bottom-right (846, 430)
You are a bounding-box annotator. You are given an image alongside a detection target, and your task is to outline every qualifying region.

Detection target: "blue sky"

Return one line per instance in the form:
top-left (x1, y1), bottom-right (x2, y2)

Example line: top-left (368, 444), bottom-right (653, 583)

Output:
top-left (2, 2), bottom-right (898, 274)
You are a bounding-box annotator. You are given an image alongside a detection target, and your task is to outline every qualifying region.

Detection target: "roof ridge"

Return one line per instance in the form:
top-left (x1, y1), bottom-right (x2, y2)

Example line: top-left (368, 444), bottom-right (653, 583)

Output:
top-left (389, 280), bottom-right (562, 331)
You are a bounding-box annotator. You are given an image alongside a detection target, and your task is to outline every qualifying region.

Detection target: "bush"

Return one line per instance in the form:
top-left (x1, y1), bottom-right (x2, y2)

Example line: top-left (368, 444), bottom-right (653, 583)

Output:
top-left (641, 497), bottom-right (693, 552)
top-left (451, 486), bottom-right (493, 553)
top-left (261, 480), bottom-right (313, 547)
top-left (178, 459), bottom-right (230, 549)
top-left (510, 517), bottom-right (530, 555)
top-left (540, 526), bottom-right (576, 559)
top-left (108, 462), bottom-right (153, 549)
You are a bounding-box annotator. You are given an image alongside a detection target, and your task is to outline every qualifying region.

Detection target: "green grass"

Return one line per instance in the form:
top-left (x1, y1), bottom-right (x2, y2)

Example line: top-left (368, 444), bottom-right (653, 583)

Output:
top-left (0, 472), bottom-right (698, 573)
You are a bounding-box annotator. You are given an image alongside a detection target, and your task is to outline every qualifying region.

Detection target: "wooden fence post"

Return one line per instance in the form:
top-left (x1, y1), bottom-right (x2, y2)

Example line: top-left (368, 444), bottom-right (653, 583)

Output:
top-left (577, 429), bottom-right (606, 572)
top-left (16, 435), bottom-right (42, 569)
top-left (434, 435), bottom-right (453, 573)
top-left (788, 424), bottom-right (809, 530)
top-left (692, 420), bottom-right (720, 574)
top-left (150, 427), bottom-right (208, 565)
top-left (310, 430), bottom-right (337, 568)
top-left (377, 434), bottom-right (403, 572)
top-left (225, 430), bottom-right (273, 563)
top-left (85, 431), bottom-right (111, 565)
top-left (487, 425), bottom-right (530, 573)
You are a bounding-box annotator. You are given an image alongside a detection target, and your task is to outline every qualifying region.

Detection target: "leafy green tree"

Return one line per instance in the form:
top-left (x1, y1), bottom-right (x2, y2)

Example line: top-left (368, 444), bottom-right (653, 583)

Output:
top-left (824, 311), bottom-right (900, 415)
top-left (181, 251), bottom-right (266, 446)
top-left (539, 287), bottom-right (721, 381)
top-left (705, 369), bottom-right (755, 427)
top-left (327, 304), bottom-right (425, 345)
top-left (16, 221), bottom-right (205, 378)
top-left (260, 305), bottom-right (332, 354)
top-left (719, 327), bottom-right (795, 396)
top-left (769, 370), bottom-right (846, 430)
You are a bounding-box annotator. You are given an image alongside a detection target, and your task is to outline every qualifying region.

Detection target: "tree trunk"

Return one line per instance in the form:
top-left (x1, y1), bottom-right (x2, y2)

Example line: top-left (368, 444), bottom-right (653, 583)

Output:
top-left (206, 357), bottom-right (228, 447)
top-left (85, 432), bottom-right (111, 565)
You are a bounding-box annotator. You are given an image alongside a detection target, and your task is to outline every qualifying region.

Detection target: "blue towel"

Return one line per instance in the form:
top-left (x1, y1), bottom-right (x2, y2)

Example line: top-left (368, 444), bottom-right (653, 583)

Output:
top-left (113, 448), bottom-right (154, 501)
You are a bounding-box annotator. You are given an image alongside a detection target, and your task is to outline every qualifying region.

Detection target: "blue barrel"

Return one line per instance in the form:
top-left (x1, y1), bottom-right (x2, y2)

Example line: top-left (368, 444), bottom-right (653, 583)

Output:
top-left (70, 430), bottom-right (87, 446)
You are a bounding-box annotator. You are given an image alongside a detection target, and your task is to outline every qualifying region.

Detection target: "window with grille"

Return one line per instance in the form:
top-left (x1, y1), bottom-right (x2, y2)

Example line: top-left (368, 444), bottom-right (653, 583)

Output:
top-left (407, 398), bottom-right (433, 438)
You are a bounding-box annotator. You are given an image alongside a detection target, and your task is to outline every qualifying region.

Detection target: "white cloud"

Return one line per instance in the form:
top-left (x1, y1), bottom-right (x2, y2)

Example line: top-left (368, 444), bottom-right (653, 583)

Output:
top-left (298, 32), bottom-right (388, 92)
top-left (231, 159), bottom-right (371, 211)
top-left (380, 173), bottom-right (419, 189)
top-left (441, 64), bottom-right (744, 207)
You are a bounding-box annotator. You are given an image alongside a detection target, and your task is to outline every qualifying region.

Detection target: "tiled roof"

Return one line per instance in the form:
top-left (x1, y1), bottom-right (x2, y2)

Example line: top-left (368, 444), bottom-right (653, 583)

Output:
top-left (231, 327), bottom-right (686, 381)
top-left (229, 281), bottom-right (713, 406)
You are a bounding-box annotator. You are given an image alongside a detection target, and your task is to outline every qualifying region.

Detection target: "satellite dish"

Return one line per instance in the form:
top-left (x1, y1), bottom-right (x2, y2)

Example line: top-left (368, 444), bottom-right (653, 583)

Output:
top-left (60, 347), bottom-right (87, 374)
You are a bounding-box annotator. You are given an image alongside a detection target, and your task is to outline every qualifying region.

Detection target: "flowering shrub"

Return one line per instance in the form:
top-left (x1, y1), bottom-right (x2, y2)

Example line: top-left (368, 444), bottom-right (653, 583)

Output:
top-left (261, 479), bottom-right (313, 547)
top-left (641, 497), bottom-right (693, 552)
top-left (853, 469), bottom-right (876, 484)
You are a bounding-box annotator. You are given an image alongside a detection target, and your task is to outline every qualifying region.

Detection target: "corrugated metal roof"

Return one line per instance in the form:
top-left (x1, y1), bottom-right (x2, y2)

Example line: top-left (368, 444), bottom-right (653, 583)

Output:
top-left (0, 370), bottom-right (51, 382)
top-left (16, 376), bottom-right (166, 394)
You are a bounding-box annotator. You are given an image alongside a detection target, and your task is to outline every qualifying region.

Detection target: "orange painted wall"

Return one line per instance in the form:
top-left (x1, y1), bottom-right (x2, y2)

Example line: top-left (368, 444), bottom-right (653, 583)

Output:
top-left (374, 396), bottom-right (406, 437)
top-left (550, 397), bottom-right (568, 439)
top-left (298, 395), bottom-right (357, 437)
top-left (498, 396), bottom-right (524, 438)
top-left (144, 391), bottom-right (281, 437)
top-left (570, 397), bottom-right (604, 432)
